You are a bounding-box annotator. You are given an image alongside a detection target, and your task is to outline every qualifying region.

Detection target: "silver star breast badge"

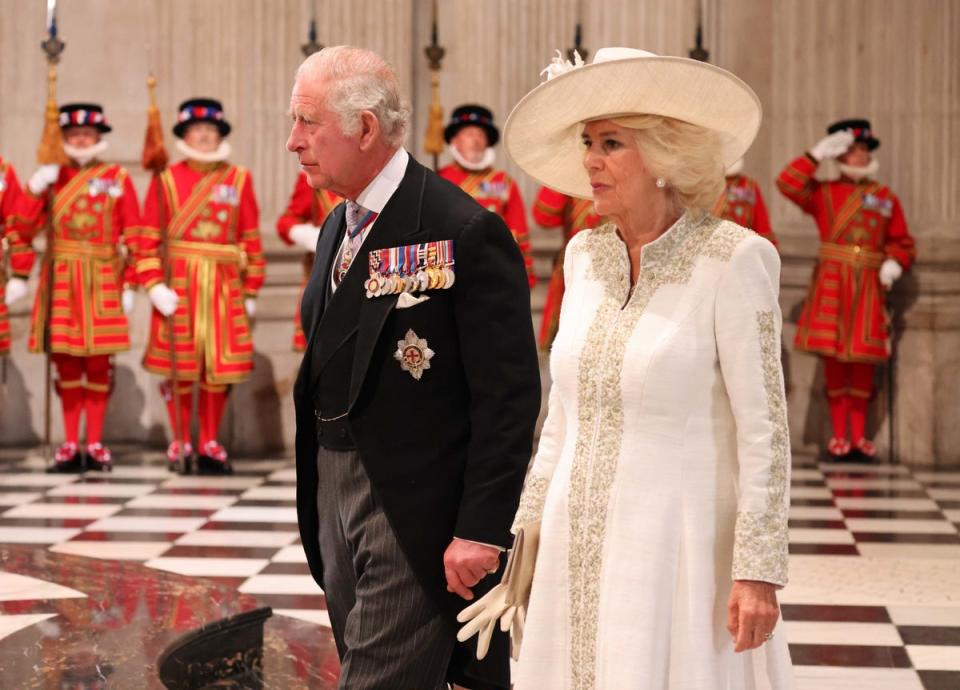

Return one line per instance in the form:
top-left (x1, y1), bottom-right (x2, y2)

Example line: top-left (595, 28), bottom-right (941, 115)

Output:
top-left (394, 329), bottom-right (434, 380)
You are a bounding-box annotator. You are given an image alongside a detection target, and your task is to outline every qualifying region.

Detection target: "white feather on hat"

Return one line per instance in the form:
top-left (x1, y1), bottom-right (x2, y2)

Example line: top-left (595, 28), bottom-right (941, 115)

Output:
top-left (504, 47), bottom-right (762, 199)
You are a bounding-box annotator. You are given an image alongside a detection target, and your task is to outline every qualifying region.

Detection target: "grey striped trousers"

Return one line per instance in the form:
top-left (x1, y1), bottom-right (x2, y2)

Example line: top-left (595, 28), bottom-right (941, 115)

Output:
top-left (316, 446), bottom-right (454, 690)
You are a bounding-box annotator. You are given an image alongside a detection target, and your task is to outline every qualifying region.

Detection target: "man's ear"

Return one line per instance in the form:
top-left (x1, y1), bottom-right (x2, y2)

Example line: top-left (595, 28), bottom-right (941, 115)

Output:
top-left (357, 111), bottom-right (382, 151)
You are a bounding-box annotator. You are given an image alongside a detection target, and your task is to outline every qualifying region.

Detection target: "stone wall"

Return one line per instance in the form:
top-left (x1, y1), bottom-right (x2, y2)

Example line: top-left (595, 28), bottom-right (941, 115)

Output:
top-left (1, 0), bottom-right (957, 465)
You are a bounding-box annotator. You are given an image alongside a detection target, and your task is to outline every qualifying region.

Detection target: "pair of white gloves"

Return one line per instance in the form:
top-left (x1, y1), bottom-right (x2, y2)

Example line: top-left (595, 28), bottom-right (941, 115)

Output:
top-left (4, 278), bottom-right (137, 313)
top-left (148, 284), bottom-right (256, 319)
top-left (808, 130), bottom-right (903, 289)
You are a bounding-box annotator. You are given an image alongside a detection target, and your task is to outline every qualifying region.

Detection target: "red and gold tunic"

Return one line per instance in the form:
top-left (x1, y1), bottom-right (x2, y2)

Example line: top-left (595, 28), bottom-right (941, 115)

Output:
top-left (777, 154), bottom-right (916, 363)
top-left (276, 171), bottom-right (340, 351)
top-left (533, 186), bottom-right (599, 348)
top-left (138, 161), bottom-right (265, 384)
top-left (713, 174), bottom-right (778, 249)
top-left (0, 157), bottom-right (26, 355)
top-left (6, 162), bottom-right (141, 356)
top-left (438, 163), bottom-right (535, 287)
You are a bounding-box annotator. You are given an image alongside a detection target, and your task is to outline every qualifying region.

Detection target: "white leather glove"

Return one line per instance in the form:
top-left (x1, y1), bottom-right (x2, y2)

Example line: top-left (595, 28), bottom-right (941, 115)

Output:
top-left (879, 258), bottom-right (903, 289)
top-left (148, 283), bottom-right (179, 317)
top-left (810, 130), bottom-right (855, 162)
top-left (4, 277), bottom-right (29, 306)
top-left (289, 223), bottom-right (321, 252)
top-left (121, 288), bottom-right (136, 315)
top-left (457, 522), bottom-right (540, 661)
top-left (244, 298), bottom-right (256, 318)
top-left (28, 164), bottom-right (60, 195)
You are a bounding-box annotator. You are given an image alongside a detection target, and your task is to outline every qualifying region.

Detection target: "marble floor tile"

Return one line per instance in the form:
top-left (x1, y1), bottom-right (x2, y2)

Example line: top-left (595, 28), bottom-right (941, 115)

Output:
top-left (888, 606), bottom-right (960, 627)
top-left (49, 540), bottom-right (172, 561)
top-left (789, 528), bottom-right (856, 544)
top-left (260, 562), bottom-right (312, 576)
top-left (0, 613), bottom-right (57, 641)
top-left (208, 506), bottom-right (298, 524)
top-left (790, 506), bottom-right (845, 520)
top-left (844, 518), bottom-right (958, 534)
top-left (856, 543), bottom-right (960, 559)
top-left (918, 670), bottom-right (960, 689)
top-left (239, 575), bottom-right (323, 596)
top-left (0, 474), bottom-right (79, 487)
top-left (270, 545), bottom-right (309, 563)
top-left (124, 494), bottom-right (238, 510)
top-left (783, 621), bottom-right (903, 646)
top-left (789, 544), bottom-right (860, 556)
top-left (102, 466), bottom-right (172, 480)
top-left (906, 644), bottom-right (960, 671)
top-left (788, 643), bottom-right (911, 667)
top-left (83, 516), bottom-right (209, 534)
top-left (160, 544), bottom-right (281, 560)
top-left (145, 557), bottom-right (270, 578)
top-left (825, 478), bottom-right (924, 490)
top-left (161, 476), bottom-right (264, 490)
top-left (267, 468), bottom-right (297, 482)
top-left (790, 486), bottom-right (836, 499)
top-left (2, 503), bottom-right (122, 520)
top-left (928, 488), bottom-right (960, 501)
top-left (45, 483), bottom-right (156, 498)
top-left (0, 492), bottom-right (43, 507)
top-left (782, 555), bottom-right (960, 606)
top-left (792, 468), bottom-right (827, 481)
top-left (781, 604), bottom-right (890, 623)
top-left (239, 486), bottom-right (297, 501)
top-left (174, 529), bottom-right (298, 548)
top-left (232, 459), bottom-right (290, 474)
top-left (0, 572), bottom-right (86, 601)
top-left (275, 608), bottom-right (331, 627)
top-left (819, 463), bottom-right (910, 475)
top-left (0, 527), bottom-right (81, 544)
top-left (792, 666), bottom-right (922, 690)
top-left (914, 472), bottom-right (960, 483)
top-left (898, 626), bottom-right (960, 646)
top-left (942, 509), bottom-right (960, 523)
top-left (834, 497), bottom-right (940, 511)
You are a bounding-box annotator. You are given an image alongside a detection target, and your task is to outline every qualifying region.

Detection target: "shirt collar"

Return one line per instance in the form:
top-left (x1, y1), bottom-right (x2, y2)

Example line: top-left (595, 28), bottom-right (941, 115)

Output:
top-left (354, 148), bottom-right (409, 213)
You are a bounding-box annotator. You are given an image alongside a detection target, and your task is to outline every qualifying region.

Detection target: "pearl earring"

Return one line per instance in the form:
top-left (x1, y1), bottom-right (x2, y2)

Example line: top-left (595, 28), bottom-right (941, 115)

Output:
top-left (655, 177), bottom-right (666, 188)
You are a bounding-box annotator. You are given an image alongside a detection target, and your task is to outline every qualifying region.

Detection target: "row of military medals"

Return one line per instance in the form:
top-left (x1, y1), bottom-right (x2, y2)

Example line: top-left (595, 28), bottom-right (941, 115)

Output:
top-left (365, 241), bottom-right (455, 299)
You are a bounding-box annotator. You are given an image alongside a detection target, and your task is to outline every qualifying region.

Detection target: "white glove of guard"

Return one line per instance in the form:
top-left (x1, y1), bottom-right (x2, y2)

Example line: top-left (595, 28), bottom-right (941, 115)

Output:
top-left (148, 283), bottom-right (179, 317)
top-left (4, 277), bottom-right (29, 306)
top-left (28, 164), bottom-right (60, 195)
top-left (879, 258), bottom-right (903, 289)
top-left (456, 522), bottom-right (541, 661)
top-left (289, 223), bottom-right (321, 252)
top-left (244, 298), bottom-right (256, 318)
top-left (810, 130), bottom-right (855, 162)
top-left (121, 288), bottom-right (136, 315)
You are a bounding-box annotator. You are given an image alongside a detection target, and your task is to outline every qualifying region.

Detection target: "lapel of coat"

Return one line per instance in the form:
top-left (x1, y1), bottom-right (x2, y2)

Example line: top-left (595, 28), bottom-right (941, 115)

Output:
top-left (309, 155), bottom-right (429, 405)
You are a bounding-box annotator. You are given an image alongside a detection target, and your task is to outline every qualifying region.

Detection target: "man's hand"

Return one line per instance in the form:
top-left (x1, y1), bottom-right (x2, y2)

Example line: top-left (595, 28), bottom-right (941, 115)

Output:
top-left (443, 538), bottom-right (500, 601)
top-left (727, 580), bottom-right (780, 653)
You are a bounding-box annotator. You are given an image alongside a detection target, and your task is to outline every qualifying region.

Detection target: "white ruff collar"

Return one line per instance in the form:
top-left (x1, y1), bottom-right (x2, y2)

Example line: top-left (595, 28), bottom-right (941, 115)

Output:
top-left (838, 158), bottom-right (879, 182)
top-left (448, 144), bottom-right (496, 172)
top-left (176, 139), bottom-right (231, 163)
top-left (64, 140), bottom-right (109, 166)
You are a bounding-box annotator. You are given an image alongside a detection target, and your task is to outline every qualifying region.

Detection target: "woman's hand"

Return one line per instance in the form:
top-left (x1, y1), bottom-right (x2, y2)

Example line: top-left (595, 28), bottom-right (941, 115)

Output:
top-left (727, 580), bottom-right (780, 652)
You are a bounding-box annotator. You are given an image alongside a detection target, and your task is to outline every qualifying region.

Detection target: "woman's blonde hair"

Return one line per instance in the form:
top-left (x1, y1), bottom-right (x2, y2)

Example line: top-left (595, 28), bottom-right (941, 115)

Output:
top-left (611, 114), bottom-right (725, 215)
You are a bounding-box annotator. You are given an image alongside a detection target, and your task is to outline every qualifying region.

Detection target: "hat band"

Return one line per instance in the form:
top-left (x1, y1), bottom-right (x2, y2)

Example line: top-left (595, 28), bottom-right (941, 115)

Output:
top-left (60, 110), bottom-right (106, 127)
top-left (178, 106), bottom-right (224, 123)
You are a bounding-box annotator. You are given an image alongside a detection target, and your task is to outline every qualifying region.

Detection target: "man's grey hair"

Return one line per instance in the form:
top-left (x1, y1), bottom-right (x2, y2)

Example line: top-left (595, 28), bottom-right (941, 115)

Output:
top-left (297, 46), bottom-right (411, 148)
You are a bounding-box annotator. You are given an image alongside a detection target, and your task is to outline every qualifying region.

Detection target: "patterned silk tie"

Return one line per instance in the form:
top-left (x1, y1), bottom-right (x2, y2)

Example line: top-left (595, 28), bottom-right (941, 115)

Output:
top-left (336, 201), bottom-right (375, 286)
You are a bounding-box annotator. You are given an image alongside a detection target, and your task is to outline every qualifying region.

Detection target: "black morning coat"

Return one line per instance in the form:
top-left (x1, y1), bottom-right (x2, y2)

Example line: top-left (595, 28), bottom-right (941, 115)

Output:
top-left (293, 153), bottom-right (541, 688)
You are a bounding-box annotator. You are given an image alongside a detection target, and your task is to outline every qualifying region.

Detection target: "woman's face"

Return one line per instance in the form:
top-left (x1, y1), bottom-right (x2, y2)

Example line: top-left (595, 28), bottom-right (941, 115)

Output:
top-left (581, 119), bottom-right (654, 218)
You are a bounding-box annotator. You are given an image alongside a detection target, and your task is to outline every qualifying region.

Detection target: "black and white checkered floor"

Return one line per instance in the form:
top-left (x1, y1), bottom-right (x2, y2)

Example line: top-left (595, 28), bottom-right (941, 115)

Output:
top-left (1, 448), bottom-right (959, 689)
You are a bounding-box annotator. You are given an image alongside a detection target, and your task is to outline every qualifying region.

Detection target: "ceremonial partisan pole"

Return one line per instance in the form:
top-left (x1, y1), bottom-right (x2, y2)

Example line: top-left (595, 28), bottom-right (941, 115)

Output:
top-left (423, 0), bottom-right (446, 172)
top-left (140, 71), bottom-right (188, 472)
top-left (38, 0), bottom-right (68, 465)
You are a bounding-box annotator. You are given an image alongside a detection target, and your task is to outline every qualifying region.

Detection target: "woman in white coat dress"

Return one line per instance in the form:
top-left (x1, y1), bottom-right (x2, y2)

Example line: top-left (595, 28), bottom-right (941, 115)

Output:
top-left (502, 49), bottom-right (794, 689)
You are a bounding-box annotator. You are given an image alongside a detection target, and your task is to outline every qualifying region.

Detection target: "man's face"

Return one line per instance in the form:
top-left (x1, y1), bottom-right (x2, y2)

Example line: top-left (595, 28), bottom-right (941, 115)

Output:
top-left (839, 141), bottom-right (871, 167)
top-left (286, 76), bottom-right (361, 194)
top-left (183, 122), bottom-right (223, 153)
top-left (450, 125), bottom-right (489, 164)
top-left (63, 126), bottom-right (100, 149)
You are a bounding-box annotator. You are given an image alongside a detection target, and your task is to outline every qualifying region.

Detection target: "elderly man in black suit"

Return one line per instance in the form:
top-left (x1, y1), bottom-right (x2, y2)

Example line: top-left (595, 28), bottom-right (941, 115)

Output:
top-left (286, 45), bottom-right (541, 690)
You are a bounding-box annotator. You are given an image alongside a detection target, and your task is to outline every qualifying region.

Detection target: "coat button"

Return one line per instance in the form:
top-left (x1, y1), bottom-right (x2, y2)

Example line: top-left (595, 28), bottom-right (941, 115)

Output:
top-left (339, 428), bottom-right (347, 439)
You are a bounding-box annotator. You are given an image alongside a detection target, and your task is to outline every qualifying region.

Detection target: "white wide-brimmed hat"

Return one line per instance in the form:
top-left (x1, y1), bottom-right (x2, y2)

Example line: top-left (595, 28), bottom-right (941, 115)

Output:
top-left (503, 47), bottom-right (762, 199)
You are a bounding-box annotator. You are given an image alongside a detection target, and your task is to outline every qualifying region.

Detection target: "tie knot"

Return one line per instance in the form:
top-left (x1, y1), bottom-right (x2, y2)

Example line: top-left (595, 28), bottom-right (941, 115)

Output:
top-left (346, 200), bottom-right (364, 227)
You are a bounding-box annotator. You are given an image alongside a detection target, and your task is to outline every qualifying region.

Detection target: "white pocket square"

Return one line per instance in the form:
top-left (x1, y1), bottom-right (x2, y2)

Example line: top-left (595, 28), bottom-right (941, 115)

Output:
top-left (396, 293), bottom-right (430, 309)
